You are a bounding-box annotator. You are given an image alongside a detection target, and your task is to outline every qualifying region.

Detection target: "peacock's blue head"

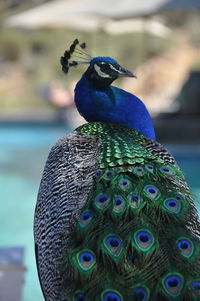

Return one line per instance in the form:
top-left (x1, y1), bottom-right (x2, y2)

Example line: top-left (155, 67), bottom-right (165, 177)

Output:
top-left (60, 39), bottom-right (136, 90)
top-left (60, 39), bottom-right (156, 140)
top-left (85, 56), bottom-right (135, 89)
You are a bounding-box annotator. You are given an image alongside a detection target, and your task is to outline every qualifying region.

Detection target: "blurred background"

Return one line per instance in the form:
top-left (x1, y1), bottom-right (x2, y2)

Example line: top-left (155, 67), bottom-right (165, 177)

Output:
top-left (0, 0), bottom-right (200, 300)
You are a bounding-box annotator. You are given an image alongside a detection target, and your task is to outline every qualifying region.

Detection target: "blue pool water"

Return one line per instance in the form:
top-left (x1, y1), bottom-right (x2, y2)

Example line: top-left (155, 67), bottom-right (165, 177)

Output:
top-left (0, 124), bottom-right (200, 301)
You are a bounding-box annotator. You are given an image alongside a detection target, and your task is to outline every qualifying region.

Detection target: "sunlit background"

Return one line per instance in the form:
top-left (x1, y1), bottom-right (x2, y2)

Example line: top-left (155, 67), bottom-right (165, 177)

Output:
top-left (0, 0), bottom-right (200, 300)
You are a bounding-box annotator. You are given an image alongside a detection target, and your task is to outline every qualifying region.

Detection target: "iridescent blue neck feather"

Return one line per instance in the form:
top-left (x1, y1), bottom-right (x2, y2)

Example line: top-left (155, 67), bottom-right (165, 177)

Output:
top-left (74, 56), bottom-right (156, 140)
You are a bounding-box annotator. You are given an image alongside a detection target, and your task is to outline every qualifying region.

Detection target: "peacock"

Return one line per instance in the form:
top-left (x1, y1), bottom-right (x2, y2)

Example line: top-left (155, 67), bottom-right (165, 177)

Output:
top-left (34, 39), bottom-right (200, 301)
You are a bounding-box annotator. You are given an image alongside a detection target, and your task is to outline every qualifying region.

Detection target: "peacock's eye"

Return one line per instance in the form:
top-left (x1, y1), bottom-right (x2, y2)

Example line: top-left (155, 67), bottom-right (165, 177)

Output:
top-left (100, 63), bottom-right (111, 73)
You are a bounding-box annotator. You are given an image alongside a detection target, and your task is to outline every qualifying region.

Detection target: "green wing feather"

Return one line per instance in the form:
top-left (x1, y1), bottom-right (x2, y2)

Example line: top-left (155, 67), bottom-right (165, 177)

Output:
top-left (62, 122), bottom-right (200, 301)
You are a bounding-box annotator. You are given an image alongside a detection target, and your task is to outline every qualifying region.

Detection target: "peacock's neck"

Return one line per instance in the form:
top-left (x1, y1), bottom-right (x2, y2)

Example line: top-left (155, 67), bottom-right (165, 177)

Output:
top-left (74, 74), bottom-right (156, 141)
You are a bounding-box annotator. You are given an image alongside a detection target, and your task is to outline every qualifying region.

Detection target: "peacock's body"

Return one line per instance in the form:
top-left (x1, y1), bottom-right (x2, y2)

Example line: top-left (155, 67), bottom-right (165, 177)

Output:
top-left (34, 40), bottom-right (200, 301)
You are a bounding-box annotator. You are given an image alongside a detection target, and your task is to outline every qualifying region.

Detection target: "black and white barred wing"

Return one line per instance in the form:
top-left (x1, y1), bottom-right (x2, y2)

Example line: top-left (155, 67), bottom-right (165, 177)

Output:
top-left (34, 132), bottom-right (99, 301)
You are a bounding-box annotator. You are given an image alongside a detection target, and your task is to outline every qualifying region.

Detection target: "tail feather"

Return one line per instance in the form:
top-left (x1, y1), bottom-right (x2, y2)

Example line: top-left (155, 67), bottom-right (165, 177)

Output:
top-left (61, 122), bottom-right (200, 300)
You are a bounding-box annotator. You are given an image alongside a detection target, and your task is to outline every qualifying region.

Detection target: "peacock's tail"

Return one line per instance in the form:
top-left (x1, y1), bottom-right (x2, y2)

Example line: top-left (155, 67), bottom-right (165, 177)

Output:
top-left (61, 122), bottom-right (200, 301)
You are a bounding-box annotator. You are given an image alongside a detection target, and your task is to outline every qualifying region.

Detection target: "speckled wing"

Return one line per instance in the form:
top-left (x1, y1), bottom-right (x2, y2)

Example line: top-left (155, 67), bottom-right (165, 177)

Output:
top-left (34, 131), bottom-right (100, 301)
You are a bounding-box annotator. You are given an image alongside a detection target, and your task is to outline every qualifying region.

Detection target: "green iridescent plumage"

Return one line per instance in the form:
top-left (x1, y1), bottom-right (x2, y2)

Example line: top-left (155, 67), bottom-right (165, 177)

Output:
top-left (60, 122), bottom-right (200, 301)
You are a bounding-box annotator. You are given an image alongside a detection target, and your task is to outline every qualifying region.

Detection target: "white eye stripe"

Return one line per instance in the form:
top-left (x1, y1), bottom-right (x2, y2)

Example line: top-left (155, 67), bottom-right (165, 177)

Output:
top-left (109, 64), bottom-right (123, 73)
top-left (94, 64), bottom-right (111, 78)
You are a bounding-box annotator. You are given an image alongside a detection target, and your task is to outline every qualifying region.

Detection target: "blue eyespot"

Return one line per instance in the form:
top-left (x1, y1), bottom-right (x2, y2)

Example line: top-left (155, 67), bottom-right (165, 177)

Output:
top-left (162, 273), bottom-right (183, 297)
top-left (106, 237), bottom-right (121, 248)
top-left (76, 250), bottom-right (96, 271)
top-left (160, 165), bottom-right (175, 176)
top-left (147, 188), bottom-right (156, 194)
top-left (113, 197), bottom-right (126, 214)
top-left (104, 236), bottom-right (122, 256)
top-left (107, 171), bottom-right (112, 176)
top-left (165, 276), bottom-right (180, 288)
top-left (134, 167), bottom-right (145, 176)
top-left (98, 195), bottom-right (108, 203)
top-left (96, 170), bottom-right (103, 177)
top-left (105, 171), bottom-right (115, 179)
top-left (103, 292), bottom-right (121, 301)
top-left (137, 232), bottom-right (152, 243)
top-left (75, 294), bottom-right (87, 301)
top-left (122, 181), bottom-right (128, 186)
top-left (128, 194), bottom-right (144, 210)
top-left (80, 252), bottom-right (94, 263)
top-left (144, 185), bottom-right (160, 200)
top-left (79, 211), bottom-right (93, 228)
top-left (129, 194), bottom-right (139, 202)
top-left (163, 168), bottom-right (170, 172)
top-left (103, 169), bottom-right (116, 181)
top-left (119, 178), bottom-right (130, 190)
top-left (145, 165), bottom-right (154, 174)
top-left (191, 281), bottom-right (200, 291)
top-left (95, 194), bottom-right (110, 209)
top-left (177, 238), bottom-right (193, 258)
top-left (175, 194), bottom-right (183, 201)
top-left (166, 200), bottom-right (177, 207)
top-left (134, 230), bottom-right (154, 252)
top-left (131, 285), bottom-right (150, 301)
top-left (164, 199), bottom-right (181, 214)
top-left (178, 240), bottom-right (190, 250)
top-left (81, 212), bottom-right (93, 221)
top-left (115, 198), bottom-right (122, 206)
top-left (132, 288), bottom-right (147, 301)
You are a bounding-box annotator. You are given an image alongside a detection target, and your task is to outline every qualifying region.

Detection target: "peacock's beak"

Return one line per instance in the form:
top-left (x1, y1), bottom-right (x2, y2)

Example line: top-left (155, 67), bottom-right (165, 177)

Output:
top-left (118, 67), bottom-right (137, 78)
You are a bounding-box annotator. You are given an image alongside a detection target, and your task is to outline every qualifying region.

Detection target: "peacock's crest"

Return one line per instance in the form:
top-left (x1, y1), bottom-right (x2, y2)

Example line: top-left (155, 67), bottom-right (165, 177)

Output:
top-left (60, 39), bottom-right (91, 74)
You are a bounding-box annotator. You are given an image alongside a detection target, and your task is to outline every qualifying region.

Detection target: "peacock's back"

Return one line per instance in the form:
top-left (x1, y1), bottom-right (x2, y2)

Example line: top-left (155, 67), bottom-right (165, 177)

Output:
top-left (34, 122), bottom-right (200, 301)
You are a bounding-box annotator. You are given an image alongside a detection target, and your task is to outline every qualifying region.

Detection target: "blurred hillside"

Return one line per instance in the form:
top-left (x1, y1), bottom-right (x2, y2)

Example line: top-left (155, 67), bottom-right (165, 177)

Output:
top-left (0, 0), bottom-right (50, 11)
top-left (0, 0), bottom-right (200, 123)
top-left (0, 29), bottom-right (173, 111)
